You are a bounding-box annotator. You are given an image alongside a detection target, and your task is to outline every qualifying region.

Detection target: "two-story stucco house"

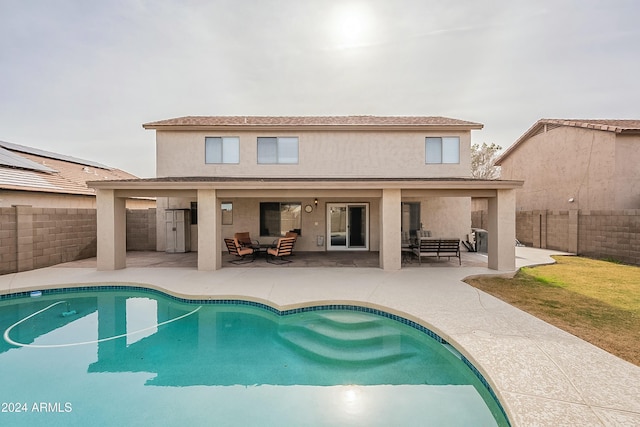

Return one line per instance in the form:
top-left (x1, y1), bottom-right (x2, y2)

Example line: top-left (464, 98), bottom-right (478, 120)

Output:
top-left (90, 116), bottom-right (522, 271)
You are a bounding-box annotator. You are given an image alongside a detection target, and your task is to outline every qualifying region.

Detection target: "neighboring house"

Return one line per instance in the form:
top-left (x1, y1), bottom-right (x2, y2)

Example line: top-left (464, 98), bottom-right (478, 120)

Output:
top-left (497, 119), bottom-right (640, 211)
top-left (0, 140), bottom-right (154, 274)
top-left (89, 116), bottom-right (522, 271)
top-left (495, 119), bottom-right (640, 264)
top-left (0, 140), bottom-right (150, 208)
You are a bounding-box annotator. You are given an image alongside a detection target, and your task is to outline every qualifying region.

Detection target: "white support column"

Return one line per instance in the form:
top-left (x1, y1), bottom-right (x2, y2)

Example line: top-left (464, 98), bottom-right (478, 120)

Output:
top-left (380, 188), bottom-right (402, 270)
top-left (487, 189), bottom-right (516, 271)
top-left (96, 189), bottom-right (126, 270)
top-left (197, 189), bottom-right (220, 271)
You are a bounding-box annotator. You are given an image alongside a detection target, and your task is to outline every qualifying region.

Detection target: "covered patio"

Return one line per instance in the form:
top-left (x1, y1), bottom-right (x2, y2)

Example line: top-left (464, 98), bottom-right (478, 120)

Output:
top-left (89, 177), bottom-right (522, 272)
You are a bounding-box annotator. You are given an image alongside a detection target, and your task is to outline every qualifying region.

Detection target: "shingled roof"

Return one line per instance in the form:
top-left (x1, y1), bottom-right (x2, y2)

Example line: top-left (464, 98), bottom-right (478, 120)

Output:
top-left (496, 119), bottom-right (640, 164)
top-left (143, 115), bottom-right (483, 129)
top-left (0, 140), bottom-right (139, 195)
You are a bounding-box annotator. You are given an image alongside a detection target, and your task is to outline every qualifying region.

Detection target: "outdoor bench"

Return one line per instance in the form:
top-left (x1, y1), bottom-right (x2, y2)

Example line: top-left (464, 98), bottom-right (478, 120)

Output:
top-left (412, 238), bottom-right (461, 265)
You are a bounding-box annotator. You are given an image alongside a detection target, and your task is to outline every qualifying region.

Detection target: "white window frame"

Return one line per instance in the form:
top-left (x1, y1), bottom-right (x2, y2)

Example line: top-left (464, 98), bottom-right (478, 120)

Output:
top-left (257, 137), bottom-right (299, 164)
top-left (425, 137), bottom-right (460, 164)
top-left (205, 137), bottom-right (240, 164)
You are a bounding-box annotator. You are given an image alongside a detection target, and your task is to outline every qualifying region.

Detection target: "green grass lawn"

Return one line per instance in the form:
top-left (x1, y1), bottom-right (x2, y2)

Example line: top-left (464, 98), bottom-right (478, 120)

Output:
top-left (465, 256), bottom-right (640, 366)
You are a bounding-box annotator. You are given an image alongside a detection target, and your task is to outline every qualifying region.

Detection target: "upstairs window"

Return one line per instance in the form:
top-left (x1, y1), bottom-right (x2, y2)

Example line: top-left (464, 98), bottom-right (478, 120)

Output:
top-left (205, 137), bottom-right (239, 164)
top-left (257, 137), bottom-right (298, 164)
top-left (425, 137), bottom-right (460, 164)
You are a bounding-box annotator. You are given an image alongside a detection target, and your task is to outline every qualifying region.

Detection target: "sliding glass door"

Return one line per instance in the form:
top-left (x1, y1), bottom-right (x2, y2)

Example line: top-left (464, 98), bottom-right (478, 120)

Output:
top-left (327, 203), bottom-right (369, 250)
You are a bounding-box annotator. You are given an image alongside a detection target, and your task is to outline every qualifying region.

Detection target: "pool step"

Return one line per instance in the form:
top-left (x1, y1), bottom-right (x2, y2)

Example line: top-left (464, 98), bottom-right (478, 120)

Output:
top-left (278, 312), bottom-right (417, 364)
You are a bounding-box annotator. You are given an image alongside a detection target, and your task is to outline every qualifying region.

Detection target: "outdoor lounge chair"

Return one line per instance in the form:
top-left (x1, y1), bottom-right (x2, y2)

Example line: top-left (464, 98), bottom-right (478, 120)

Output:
top-left (271, 231), bottom-right (298, 252)
top-left (266, 237), bottom-right (296, 264)
top-left (235, 232), bottom-right (259, 249)
top-left (224, 238), bottom-right (255, 264)
top-left (284, 231), bottom-right (298, 252)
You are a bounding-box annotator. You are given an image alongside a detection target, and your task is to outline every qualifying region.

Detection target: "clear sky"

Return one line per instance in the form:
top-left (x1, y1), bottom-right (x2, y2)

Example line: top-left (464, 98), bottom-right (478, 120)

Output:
top-left (1, 0), bottom-right (638, 178)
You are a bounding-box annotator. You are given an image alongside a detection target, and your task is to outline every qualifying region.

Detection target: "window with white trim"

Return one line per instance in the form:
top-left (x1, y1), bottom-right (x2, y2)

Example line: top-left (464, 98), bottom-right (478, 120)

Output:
top-left (425, 137), bottom-right (460, 164)
top-left (205, 137), bottom-right (239, 164)
top-left (257, 137), bottom-right (298, 164)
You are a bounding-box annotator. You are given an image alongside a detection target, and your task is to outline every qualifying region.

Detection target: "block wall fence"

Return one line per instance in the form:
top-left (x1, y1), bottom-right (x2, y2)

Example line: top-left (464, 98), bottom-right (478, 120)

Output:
top-left (0, 207), bottom-right (156, 275)
top-left (472, 208), bottom-right (640, 266)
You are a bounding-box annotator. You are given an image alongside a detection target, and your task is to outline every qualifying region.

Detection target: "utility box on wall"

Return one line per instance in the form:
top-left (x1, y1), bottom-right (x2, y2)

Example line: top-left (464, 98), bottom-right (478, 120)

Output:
top-left (165, 209), bottom-right (191, 253)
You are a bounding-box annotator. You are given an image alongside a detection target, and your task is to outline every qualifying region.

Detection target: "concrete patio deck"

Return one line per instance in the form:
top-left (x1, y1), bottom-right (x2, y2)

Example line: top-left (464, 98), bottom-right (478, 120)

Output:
top-left (1, 247), bottom-right (638, 426)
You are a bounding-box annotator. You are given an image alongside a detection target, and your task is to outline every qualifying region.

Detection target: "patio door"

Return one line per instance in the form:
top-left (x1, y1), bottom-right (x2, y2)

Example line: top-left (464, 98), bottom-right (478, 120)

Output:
top-left (327, 203), bottom-right (369, 250)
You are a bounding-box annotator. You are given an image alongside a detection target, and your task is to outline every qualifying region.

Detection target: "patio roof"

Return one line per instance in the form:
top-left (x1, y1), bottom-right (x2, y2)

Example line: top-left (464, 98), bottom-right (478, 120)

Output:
top-left (88, 176), bottom-right (523, 195)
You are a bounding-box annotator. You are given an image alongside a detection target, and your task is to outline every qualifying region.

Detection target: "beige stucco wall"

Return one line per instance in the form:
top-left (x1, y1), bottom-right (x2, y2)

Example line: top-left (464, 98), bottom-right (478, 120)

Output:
top-left (155, 129), bottom-right (472, 179)
top-left (500, 126), bottom-right (615, 211)
top-left (0, 191), bottom-right (155, 210)
top-left (0, 192), bottom-right (98, 208)
top-left (500, 126), bottom-right (639, 211)
top-left (421, 197), bottom-right (471, 240)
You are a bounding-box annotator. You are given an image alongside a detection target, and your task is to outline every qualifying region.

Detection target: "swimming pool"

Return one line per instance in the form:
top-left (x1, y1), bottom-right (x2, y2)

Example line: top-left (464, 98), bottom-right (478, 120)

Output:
top-left (0, 287), bottom-right (509, 426)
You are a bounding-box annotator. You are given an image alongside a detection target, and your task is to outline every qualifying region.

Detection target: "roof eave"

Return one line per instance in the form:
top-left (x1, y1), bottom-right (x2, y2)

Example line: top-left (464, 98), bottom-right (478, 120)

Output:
top-left (142, 123), bottom-right (484, 132)
top-left (88, 177), bottom-right (522, 191)
top-left (495, 120), bottom-right (546, 166)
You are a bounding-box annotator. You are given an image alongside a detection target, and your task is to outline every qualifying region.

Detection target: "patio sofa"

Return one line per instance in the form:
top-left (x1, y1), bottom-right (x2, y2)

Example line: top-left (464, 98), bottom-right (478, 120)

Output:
top-left (412, 238), bottom-right (461, 265)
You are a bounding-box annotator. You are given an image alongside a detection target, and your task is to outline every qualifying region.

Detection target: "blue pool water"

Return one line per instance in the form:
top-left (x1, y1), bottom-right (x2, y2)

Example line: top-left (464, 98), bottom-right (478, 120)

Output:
top-left (0, 287), bottom-right (509, 426)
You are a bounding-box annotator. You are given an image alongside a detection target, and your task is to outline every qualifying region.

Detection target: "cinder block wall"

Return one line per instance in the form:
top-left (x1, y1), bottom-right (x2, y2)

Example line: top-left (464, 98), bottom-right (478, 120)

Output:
top-left (0, 207), bottom-right (17, 274)
top-left (546, 210), bottom-right (569, 251)
top-left (1, 207), bottom-right (159, 275)
top-left (579, 210), bottom-right (640, 265)
top-left (474, 208), bottom-right (640, 265)
top-left (126, 208), bottom-right (157, 251)
top-left (32, 208), bottom-right (97, 269)
top-left (471, 210), bottom-right (488, 230)
top-left (515, 211), bottom-right (534, 246)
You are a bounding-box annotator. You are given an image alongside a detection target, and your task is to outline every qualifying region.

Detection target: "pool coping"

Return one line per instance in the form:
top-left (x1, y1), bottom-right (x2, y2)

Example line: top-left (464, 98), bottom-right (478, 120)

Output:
top-left (1, 247), bottom-right (639, 426)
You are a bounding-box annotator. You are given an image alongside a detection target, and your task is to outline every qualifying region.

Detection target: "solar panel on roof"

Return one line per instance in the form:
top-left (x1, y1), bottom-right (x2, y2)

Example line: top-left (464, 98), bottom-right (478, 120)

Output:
top-left (0, 140), bottom-right (113, 170)
top-left (0, 146), bottom-right (58, 173)
top-left (0, 168), bottom-right (62, 190)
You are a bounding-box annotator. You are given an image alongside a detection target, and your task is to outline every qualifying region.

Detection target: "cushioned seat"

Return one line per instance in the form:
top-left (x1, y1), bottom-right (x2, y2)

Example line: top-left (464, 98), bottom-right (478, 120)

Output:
top-left (224, 238), bottom-right (255, 264)
top-left (267, 237), bottom-right (296, 264)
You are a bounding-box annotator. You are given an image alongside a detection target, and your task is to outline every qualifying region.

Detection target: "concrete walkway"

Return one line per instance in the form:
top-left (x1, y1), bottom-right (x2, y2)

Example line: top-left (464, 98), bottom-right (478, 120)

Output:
top-left (1, 247), bottom-right (638, 426)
